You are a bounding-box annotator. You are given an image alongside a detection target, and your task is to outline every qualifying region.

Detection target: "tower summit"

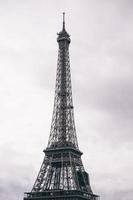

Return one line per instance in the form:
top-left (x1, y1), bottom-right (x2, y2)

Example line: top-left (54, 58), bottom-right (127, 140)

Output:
top-left (24, 14), bottom-right (99, 200)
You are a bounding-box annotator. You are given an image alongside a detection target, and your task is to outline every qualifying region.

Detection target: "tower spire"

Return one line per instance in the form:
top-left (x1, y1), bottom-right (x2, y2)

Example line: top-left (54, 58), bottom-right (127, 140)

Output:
top-left (63, 12), bottom-right (65, 30)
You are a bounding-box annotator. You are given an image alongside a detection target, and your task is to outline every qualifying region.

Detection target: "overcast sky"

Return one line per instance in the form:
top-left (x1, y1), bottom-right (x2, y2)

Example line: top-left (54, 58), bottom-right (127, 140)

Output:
top-left (0, 0), bottom-right (133, 200)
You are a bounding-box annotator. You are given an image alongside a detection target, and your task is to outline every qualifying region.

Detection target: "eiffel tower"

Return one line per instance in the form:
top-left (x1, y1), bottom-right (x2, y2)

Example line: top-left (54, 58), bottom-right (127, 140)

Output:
top-left (24, 13), bottom-right (99, 200)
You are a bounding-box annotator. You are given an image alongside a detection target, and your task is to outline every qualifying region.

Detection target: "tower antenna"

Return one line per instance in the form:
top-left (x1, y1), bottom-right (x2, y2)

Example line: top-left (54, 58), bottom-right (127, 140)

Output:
top-left (63, 12), bottom-right (65, 30)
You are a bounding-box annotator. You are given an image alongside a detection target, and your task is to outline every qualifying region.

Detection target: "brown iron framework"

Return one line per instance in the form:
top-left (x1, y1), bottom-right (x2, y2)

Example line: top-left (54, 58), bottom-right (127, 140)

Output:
top-left (24, 13), bottom-right (99, 200)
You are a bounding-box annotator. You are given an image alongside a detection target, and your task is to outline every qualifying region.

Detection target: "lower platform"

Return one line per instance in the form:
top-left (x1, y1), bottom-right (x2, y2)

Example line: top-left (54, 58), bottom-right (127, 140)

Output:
top-left (24, 190), bottom-right (99, 200)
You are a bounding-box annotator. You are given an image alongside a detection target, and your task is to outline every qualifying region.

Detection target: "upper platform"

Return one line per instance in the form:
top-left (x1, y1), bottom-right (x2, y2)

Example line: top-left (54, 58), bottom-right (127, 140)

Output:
top-left (57, 12), bottom-right (71, 43)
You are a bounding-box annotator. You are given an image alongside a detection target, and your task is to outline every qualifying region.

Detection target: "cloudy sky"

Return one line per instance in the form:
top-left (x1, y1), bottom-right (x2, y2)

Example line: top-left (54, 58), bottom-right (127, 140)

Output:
top-left (0, 0), bottom-right (133, 200)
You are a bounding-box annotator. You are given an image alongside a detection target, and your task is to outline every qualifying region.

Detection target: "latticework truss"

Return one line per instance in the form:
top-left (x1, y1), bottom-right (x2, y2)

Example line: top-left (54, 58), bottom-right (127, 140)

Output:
top-left (47, 33), bottom-right (78, 149)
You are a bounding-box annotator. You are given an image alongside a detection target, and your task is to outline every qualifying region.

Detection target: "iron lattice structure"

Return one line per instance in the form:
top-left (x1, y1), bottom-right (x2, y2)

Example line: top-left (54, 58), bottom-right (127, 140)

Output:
top-left (24, 14), bottom-right (99, 200)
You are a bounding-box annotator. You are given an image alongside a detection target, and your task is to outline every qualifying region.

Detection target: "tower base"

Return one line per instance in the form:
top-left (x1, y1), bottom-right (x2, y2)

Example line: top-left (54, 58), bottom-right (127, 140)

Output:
top-left (24, 190), bottom-right (99, 200)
